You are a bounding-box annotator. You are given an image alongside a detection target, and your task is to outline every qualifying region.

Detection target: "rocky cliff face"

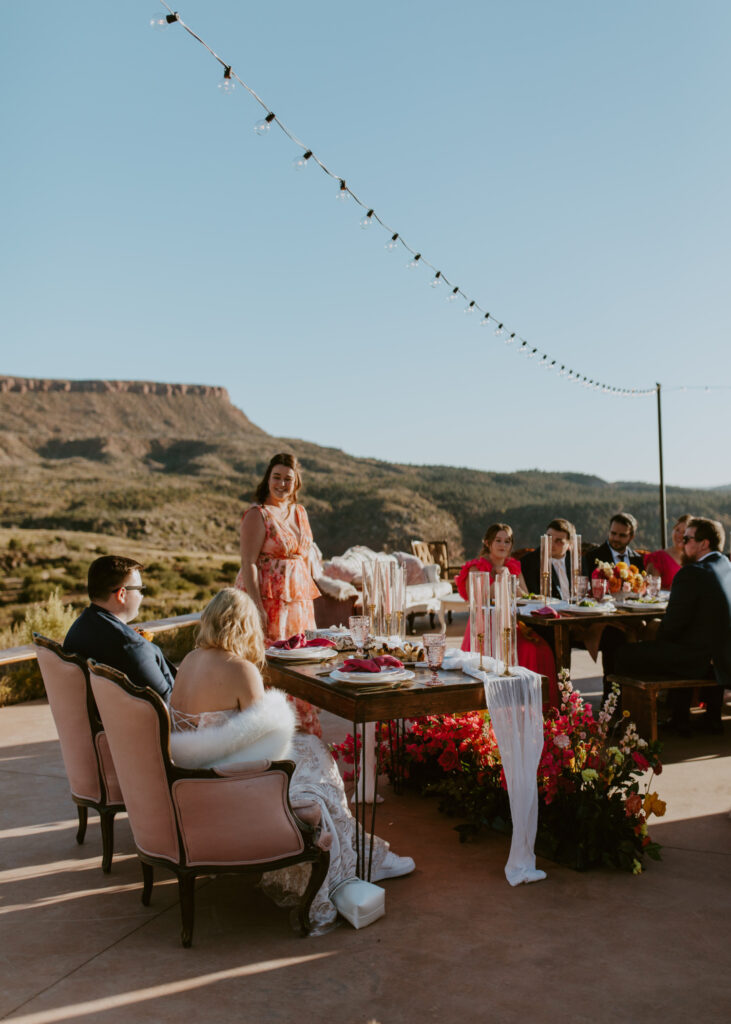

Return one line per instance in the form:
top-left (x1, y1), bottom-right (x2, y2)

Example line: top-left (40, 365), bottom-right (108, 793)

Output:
top-left (0, 376), bottom-right (229, 398)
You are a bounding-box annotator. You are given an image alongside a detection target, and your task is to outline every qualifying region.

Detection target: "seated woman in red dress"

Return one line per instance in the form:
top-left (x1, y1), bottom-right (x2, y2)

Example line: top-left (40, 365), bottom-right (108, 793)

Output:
top-left (644, 514), bottom-right (692, 590)
top-left (455, 522), bottom-right (558, 706)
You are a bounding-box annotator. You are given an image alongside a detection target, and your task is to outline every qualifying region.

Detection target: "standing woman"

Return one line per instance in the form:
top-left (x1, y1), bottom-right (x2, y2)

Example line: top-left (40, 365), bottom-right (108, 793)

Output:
top-left (236, 453), bottom-right (322, 735)
top-left (455, 522), bottom-right (558, 703)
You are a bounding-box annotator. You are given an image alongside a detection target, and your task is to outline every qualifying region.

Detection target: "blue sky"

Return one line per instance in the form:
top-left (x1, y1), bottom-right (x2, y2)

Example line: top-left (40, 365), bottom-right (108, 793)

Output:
top-left (2, 1), bottom-right (730, 487)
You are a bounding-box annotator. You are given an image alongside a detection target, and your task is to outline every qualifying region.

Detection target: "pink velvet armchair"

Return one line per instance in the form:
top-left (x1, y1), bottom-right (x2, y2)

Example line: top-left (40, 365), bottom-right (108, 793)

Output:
top-left (88, 660), bottom-right (330, 947)
top-left (33, 633), bottom-right (124, 873)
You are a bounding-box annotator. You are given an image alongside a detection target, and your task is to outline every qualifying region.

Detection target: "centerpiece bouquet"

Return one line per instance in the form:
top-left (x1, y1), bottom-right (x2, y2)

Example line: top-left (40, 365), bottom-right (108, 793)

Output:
top-left (591, 560), bottom-right (647, 595)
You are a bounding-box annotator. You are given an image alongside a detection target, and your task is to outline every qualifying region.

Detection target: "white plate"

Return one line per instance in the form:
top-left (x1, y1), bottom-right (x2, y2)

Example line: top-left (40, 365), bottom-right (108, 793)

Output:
top-left (330, 667), bottom-right (416, 684)
top-left (564, 603), bottom-right (615, 615)
top-left (516, 596), bottom-right (559, 606)
top-left (622, 600), bottom-right (668, 612)
top-left (266, 646), bottom-right (339, 662)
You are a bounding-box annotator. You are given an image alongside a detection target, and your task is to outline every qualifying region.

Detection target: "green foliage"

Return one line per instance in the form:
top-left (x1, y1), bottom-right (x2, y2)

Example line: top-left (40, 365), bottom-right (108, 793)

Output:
top-left (0, 588), bottom-right (78, 706)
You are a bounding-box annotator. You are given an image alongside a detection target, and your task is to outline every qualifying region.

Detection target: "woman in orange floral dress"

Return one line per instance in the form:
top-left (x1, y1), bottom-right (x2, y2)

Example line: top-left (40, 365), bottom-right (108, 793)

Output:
top-left (236, 453), bottom-right (322, 735)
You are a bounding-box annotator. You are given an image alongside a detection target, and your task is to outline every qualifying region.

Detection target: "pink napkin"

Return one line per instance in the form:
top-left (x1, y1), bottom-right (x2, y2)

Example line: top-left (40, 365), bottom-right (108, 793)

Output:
top-left (342, 655), bottom-right (404, 673)
top-left (271, 634), bottom-right (336, 650)
top-left (530, 606), bottom-right (560, 619)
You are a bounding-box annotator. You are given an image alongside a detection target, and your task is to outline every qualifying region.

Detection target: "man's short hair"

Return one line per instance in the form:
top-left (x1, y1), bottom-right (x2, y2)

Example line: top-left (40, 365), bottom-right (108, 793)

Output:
top-left (610, 512), bottom-right (638, 537)
top-left (87, 555), bottom-right (144, 600)
top-left (688, 517), bottom-right (725, 553)
top-left (547, 518), bottom-right (574, 538)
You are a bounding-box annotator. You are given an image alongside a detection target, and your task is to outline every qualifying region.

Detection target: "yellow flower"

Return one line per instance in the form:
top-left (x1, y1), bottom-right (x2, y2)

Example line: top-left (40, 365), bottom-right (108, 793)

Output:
top-left (632, 859), bottom-right (643, 875)
top-left (643, 792), bottom-right (667, 818)
top-left (623, 710), bottom-right (630, 718)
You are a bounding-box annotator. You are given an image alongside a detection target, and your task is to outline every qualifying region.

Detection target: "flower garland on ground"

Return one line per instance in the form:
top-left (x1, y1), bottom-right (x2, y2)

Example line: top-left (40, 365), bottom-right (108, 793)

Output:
top-left (331, 671), bottom-right (665, 873)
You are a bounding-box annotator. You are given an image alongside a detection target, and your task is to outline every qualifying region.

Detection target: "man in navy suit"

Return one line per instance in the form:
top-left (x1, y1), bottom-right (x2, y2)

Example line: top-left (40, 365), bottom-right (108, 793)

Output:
top-left (582, 512), bottom-right (644, 577)
top-left (64, 555), bottom-right (175, 701)
top-left (521, 518), bottom-right (575, 601)
top-left (616, 517), bottom-right (730, 734)
top-left (582, 512), bottom-right (644, 702)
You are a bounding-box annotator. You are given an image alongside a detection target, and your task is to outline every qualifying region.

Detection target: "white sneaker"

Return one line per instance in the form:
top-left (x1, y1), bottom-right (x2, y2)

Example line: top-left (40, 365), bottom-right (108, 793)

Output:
top-left (372, 851), bottom-right (415, 881)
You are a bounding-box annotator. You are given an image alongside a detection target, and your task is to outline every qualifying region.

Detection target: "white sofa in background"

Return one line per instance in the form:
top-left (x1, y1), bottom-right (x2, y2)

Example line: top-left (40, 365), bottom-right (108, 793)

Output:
top-left (313, 545), bottom-right (453, 633)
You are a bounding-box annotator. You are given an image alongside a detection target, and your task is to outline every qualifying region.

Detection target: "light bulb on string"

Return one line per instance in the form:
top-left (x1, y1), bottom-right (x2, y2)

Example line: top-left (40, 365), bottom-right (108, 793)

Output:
top-left (464, 301), bottom-right (476, 314)
top-left (254, 112), bottom-right (275, 135)
top-left (407, 253), bottom-right (422, 269)
top-left (506, 332), bottom-right (516, 345)
top-left (293, 149), bottom-right (313, 171)
top-left (150, 11), bottom-right (179, 29)
top-left (494, 323), bottom-right (504, 337)
top-left (218, 66), bottom-right (235, 94)
top-left (385, 233), bottom-right (399, 251)
top-left (559, 366), bottom-right (566, 376)
top-left (447, 287), bottom-right (459, 302)
top-left (527, 348), bottom-right (538, 359)
top-left (337, 180), bottom-right (349, 201)
top-left (429, 271), bottom-right (442, 288)
top-left (360, 209), bottom-right (374, 229)
top-left (480, 313), bottom-right (491, 327)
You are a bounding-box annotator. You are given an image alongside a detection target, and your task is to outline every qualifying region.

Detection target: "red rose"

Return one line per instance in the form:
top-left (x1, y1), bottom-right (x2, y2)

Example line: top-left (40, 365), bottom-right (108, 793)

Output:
top-left (438, 746), bottom-right (460, 772)
top-left (632, 752), bottom-right (650, 771)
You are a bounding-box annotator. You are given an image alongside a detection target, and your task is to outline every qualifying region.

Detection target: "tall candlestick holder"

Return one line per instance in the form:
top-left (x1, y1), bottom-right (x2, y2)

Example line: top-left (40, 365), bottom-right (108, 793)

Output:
top-left (570, 533), bottom-right (582, 604)
top-left (540, 534), bottom-right (551, 605)
top-left (361, 561), bottom-right (379, 637)
top-left (468, 571), bottom-right (490, 666)
top-left (493, 572), bottom-right (518, 673)
top-left (501, 626), bottom-right (513, 676)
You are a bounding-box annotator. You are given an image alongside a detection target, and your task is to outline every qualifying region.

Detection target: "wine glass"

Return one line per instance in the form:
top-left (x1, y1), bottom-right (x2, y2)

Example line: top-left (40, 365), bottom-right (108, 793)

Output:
top-left (348, 616), bottom-right (370, 658)
top-left (646, 574), bottom-right (662, 599)
top-left (423, 633), bottom-right (446, 685)
top-left (575, 575), bottom-right (589, 603)
top-left (591, 577), bottom-right (608, 602)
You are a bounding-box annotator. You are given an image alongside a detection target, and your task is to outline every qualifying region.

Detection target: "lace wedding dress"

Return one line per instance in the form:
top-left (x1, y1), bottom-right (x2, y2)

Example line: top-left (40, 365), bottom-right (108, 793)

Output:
top-left (170, 700), bottom-right (390, 932)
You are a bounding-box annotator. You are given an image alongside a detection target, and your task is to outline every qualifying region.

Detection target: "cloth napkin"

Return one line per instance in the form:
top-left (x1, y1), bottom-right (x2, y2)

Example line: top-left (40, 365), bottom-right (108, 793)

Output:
top-left (341, 655), bottom-right (404, 673)
top-left (530, 606), bottom-right (560, 619)
top-left (270, 634), bottom-right (336, 650)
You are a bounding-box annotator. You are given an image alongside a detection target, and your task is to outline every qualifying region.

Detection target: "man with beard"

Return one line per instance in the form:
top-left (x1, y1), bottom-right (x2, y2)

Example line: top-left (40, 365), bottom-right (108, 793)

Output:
top-left (615, 517), bottom-right (731, 735)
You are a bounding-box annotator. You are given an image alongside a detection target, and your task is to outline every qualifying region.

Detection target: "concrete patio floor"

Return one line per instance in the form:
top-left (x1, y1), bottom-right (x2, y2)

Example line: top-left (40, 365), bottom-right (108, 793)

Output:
top-left (1, 616), bottom-right (730, 1024)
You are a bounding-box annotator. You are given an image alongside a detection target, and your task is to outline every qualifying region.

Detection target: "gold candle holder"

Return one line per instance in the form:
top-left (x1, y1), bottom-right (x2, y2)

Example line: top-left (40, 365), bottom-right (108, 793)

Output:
top-left (368, 604), bottom-right (376, 635)
top-left (541, 571), bottom-right (551, 602)
top-left (502, 626), bottom-right (513, 676)
top-left (477, 632), bottom-right (484, 670)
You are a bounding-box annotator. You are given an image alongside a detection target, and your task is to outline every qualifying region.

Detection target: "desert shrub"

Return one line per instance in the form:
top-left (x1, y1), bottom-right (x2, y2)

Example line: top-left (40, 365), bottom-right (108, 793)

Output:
top-left (181, 567), bottom-right (216, 586)
top-left (221, 560), bottom-right (240, 575)
top-left (0, 589), bottom-right (78, 706)
top-left (21, 582), bottom-right (56, 603)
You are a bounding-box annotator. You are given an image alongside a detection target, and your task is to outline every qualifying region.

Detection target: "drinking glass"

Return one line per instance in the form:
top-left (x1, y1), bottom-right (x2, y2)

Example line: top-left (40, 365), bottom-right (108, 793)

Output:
top-left (591, 578), bottom-right (608, 601)
top-left (422, 633), bottom-right (446, 685)
top-left (646, 575), bottom-right (662, 599)
top-left (348, 616), bottom-right (370, 658)
top-left (575, 575), bottom-right (589, 602)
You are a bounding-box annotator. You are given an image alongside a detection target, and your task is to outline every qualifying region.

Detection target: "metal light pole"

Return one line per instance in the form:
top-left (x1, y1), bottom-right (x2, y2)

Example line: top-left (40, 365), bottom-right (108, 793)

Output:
top-left (656, 382), bottom-right (667, 548)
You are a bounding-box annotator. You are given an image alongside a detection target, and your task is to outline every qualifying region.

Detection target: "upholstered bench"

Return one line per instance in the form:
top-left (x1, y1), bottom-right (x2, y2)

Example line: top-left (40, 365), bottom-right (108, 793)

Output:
top-left (607, 674), bottom-right (720, 742)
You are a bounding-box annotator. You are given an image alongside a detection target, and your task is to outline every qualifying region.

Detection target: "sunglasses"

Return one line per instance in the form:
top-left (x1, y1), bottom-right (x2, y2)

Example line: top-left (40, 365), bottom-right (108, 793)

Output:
top-left (117, 584), bottom-right (147, 593)
top-left (682, 536), bottom-right (696, 544)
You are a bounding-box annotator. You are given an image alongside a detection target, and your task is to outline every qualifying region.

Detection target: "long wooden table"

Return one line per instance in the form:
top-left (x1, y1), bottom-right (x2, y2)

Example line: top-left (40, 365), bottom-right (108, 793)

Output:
top-left (518, 604), bottom-right (668, 671)
top-left (266, 656), bottom-right (548, 878)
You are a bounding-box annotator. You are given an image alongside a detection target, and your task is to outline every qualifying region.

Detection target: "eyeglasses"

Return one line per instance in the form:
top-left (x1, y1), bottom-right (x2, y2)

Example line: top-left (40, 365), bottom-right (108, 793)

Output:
top-left (682, 536), bottom-right (696, 545)
top-left (117, 584), bottom-right (147, 593)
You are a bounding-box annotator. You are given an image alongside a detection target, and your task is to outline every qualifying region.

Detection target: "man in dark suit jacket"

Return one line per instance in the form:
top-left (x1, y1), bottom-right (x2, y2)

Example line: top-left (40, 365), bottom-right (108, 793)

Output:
top-left (582, 512), bottom-right (644, 577)
top-left (616, 517), bottom-right (730, 734)
top-left (582, 512), bottom-right (644, 702)
top-left (521, 518), bottom-right (575, 600)
top-left (64, 555), bottom-right (175, 701)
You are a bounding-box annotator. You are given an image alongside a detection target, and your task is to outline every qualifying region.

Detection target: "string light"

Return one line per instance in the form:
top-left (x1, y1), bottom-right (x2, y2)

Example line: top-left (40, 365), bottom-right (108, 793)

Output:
top-left (149, 2), bottom-right (667, 400)
top-left (293, 149), bottom-right (312, 171)
top-left (447, 287), bottom-right (459, 302)
top-left (218, 66), bottom-right (235, 94)
top-left (253, 112), bottom-right (275, 135)
top-left (407, 253), bottom-right (422, 269)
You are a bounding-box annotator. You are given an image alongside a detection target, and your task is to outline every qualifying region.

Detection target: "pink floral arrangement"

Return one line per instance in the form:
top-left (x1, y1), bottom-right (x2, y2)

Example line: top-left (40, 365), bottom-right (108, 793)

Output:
top-left (592, 559), bottom-right (647, 595)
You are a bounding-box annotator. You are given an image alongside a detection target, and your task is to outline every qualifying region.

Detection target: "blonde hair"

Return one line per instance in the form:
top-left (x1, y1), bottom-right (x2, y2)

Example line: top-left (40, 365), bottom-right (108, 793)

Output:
top-left (196, 588), bottom-right (266, 669)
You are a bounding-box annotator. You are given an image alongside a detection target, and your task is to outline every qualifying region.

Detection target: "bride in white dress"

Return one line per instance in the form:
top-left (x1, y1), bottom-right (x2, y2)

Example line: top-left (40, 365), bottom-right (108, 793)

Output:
top-left (169, 588), bottom-right (414, 931)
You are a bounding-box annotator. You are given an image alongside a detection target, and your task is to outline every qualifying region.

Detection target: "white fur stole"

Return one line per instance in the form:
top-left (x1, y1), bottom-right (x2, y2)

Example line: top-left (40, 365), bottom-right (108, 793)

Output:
top-left (170, 688), bottom-right (296, 769)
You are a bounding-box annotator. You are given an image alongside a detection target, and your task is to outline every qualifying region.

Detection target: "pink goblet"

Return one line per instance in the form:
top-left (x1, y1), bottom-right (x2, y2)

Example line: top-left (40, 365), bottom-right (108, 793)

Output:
top-left (591, 578), bottom-right (608, 601)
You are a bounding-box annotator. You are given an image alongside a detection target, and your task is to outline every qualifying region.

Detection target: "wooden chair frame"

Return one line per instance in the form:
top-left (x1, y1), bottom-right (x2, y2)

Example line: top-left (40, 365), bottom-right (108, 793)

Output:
top-left (33, 633), bottom-right (124, 873)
